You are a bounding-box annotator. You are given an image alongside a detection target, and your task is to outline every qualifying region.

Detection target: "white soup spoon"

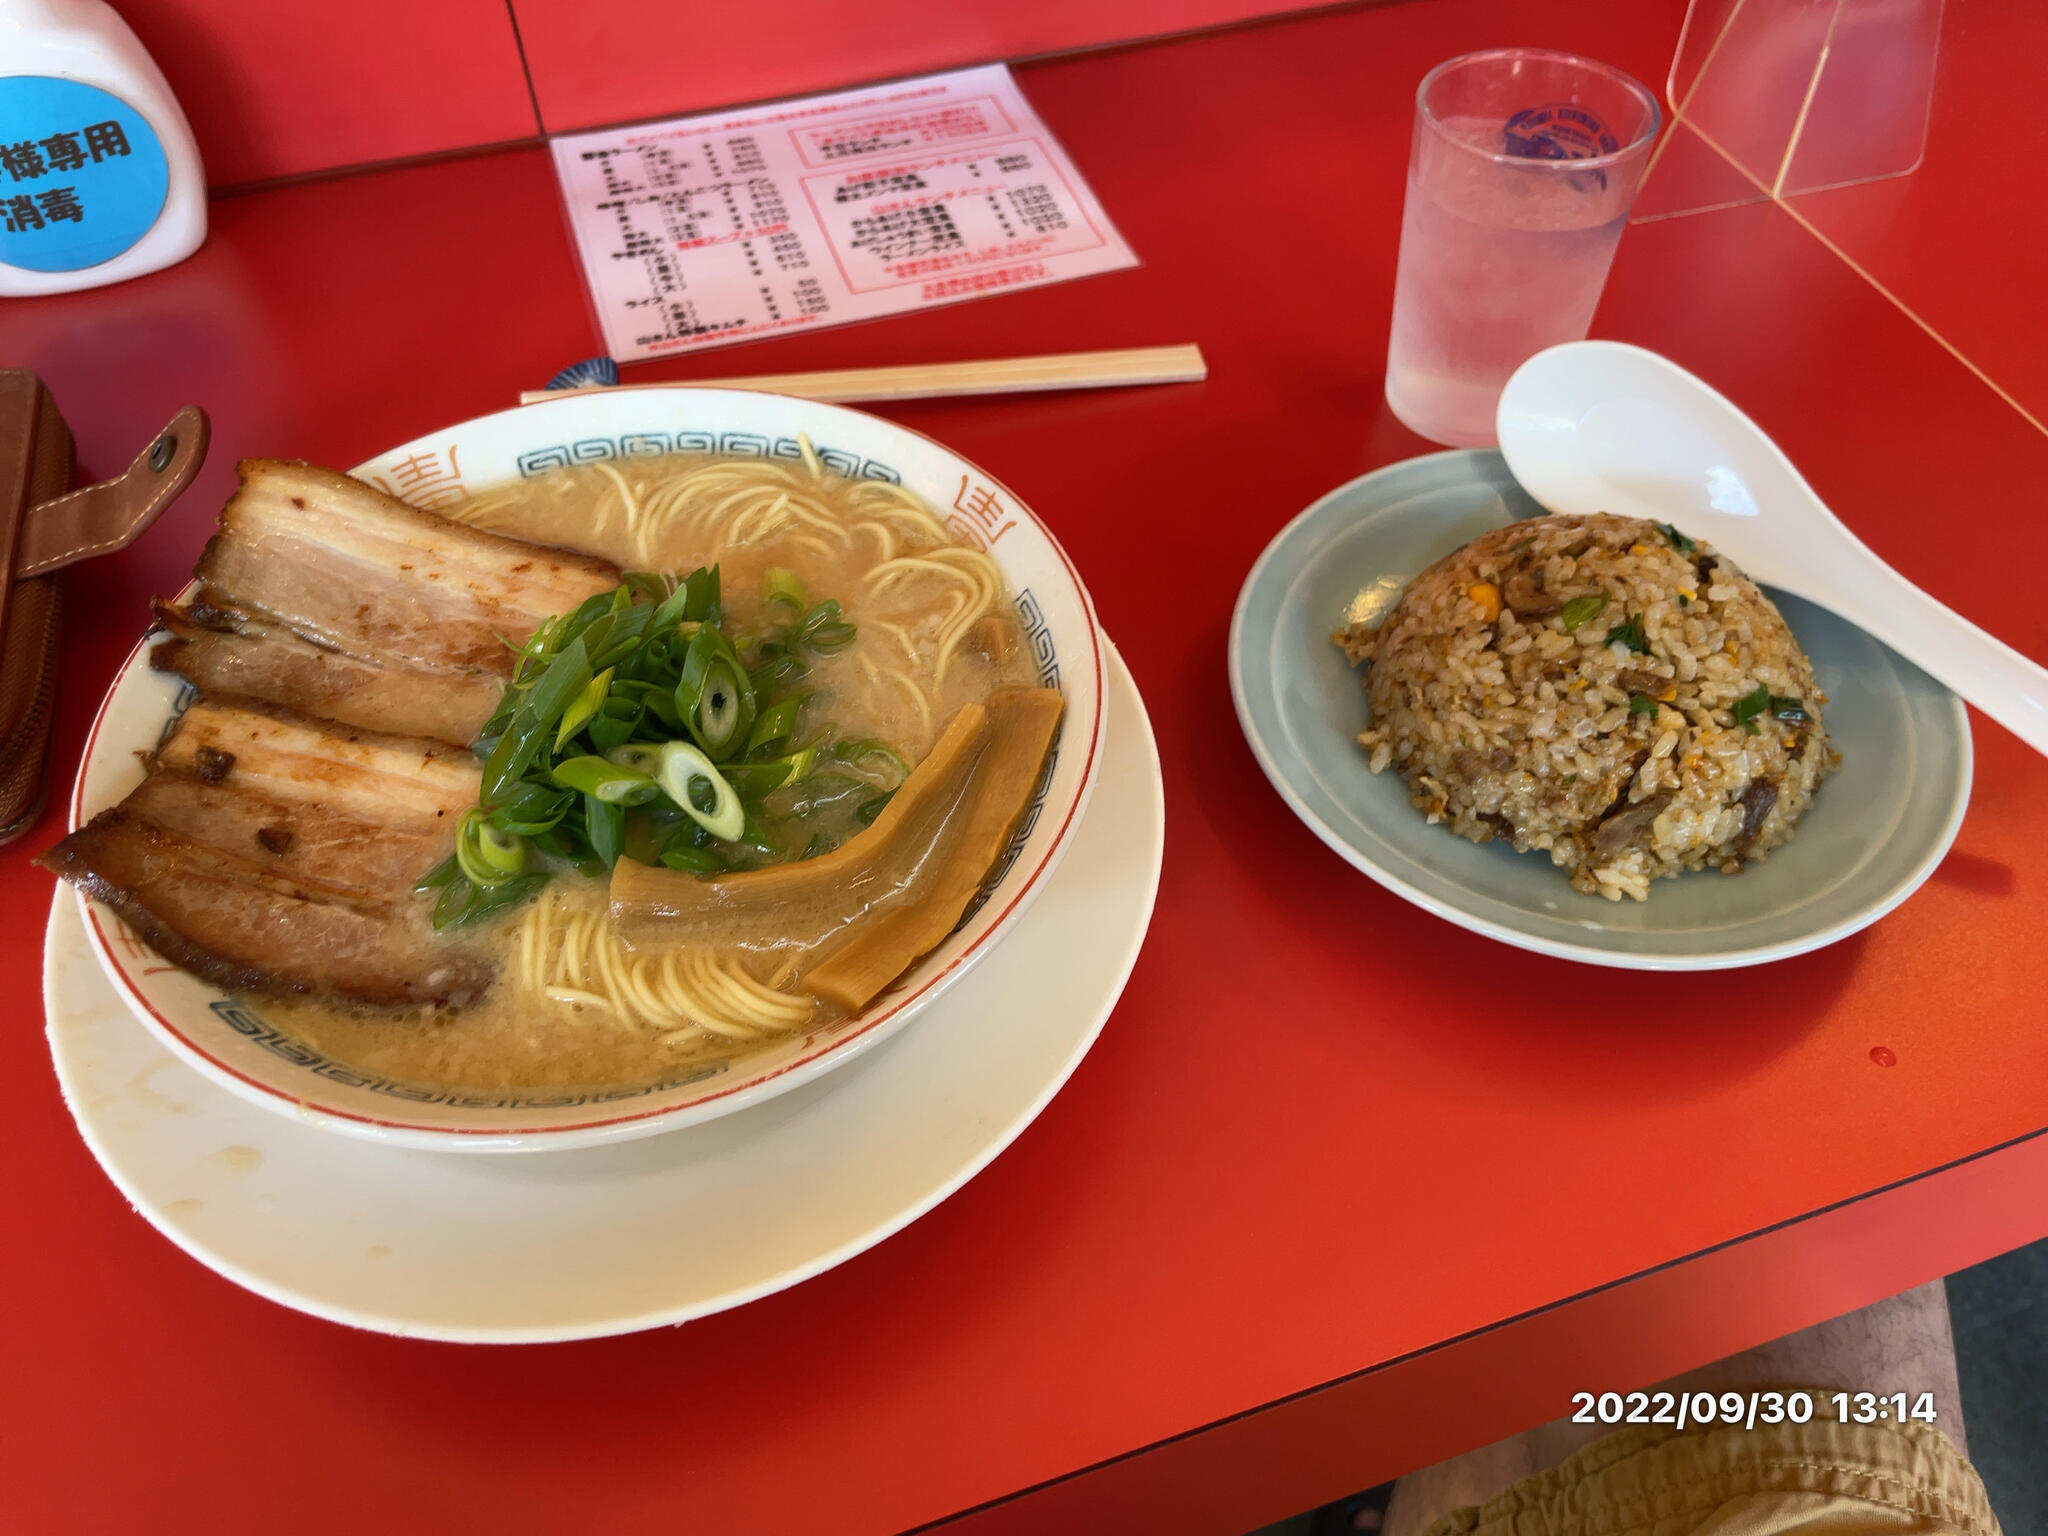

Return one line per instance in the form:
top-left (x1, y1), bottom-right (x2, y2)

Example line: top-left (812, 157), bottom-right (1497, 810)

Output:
top-left (1496, 340), bottom-right (2048, 758)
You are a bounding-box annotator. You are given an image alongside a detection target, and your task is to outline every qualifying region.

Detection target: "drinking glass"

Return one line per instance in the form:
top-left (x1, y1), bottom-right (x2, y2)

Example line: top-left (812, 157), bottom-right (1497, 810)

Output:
top-left (1384, 49), bottom-right (1661, 447)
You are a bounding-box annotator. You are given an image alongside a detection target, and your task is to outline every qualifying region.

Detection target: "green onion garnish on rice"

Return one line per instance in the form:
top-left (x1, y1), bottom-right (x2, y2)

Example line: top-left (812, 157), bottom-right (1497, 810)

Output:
top-left (1606, 613), bottom-right (1651, 653)
top-left (1559, 593), bottom-right (1608, 632)
top-left (1733, 682), bottom-right (1771, 734)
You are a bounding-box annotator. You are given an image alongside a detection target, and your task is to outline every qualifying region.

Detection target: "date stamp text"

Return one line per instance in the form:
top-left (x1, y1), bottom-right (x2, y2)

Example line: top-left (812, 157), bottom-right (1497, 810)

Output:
top-left (1569, 1390), bottom-right (1939, 1429)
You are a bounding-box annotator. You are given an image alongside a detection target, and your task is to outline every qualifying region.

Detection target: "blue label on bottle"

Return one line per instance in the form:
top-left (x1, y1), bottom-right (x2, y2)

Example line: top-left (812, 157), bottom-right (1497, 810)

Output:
top-left (0, 76), bottom-right (170, 272)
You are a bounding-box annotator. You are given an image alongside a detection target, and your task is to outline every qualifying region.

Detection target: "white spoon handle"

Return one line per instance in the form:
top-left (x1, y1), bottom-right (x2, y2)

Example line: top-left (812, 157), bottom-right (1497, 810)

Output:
top-left (1817, 541), bottom-right (2048, 757)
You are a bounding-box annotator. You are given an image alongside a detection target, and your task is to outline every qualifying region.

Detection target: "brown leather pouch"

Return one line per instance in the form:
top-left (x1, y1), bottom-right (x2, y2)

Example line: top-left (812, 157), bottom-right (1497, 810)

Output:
top-left (0, 371), bottom-right (208, 843)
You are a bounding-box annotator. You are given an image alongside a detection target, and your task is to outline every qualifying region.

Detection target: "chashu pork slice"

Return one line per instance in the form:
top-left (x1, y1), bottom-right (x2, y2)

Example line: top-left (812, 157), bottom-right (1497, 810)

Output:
top-left (114, 771), bottom-right (458, 899)
top-left (155, 695), bottom-right (482, 830)
top-left (150, 601), bottom-right (502, 748)
top-left (194, 459), bottom-right (618, 675)
top-left (47, 814), bottom-right (490, 1007)
top-left (40, 697), bottom-right (489, 1007)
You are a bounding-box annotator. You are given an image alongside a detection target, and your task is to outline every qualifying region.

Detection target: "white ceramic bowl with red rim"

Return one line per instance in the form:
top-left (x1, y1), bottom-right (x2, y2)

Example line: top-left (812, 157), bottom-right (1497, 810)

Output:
top-left (68, 389), bottom-right (1107, 1152)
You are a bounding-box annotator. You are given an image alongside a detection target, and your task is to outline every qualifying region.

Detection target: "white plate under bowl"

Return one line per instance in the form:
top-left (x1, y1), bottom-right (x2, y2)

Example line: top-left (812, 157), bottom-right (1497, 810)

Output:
top-left (44, 647), bottom-right (1160, 1342)
top-left (70, 390), bottom-right (1107, 1149)
top-left (1229, 450), bottom-right (1973, 969)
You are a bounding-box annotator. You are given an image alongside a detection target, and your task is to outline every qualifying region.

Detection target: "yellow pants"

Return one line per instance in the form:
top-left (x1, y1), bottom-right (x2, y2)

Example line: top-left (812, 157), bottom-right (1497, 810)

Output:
top-left (1422, 1399), bottom-right (1998, 1536)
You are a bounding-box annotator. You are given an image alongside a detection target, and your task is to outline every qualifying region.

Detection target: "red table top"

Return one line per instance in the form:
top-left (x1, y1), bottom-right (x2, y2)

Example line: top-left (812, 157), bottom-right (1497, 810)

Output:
top-left (7, 2), bottom-right (2046, 1531)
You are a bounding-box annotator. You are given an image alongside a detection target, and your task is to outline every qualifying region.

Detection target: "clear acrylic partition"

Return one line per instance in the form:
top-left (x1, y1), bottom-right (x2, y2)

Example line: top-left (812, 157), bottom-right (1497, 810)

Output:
top-left (1632, 0), bottom-right (1944, 222)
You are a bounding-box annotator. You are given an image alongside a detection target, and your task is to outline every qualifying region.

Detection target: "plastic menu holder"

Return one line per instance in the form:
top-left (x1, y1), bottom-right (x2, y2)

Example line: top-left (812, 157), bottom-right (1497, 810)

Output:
top-left (1631, 0), bottom-right (1944, 222)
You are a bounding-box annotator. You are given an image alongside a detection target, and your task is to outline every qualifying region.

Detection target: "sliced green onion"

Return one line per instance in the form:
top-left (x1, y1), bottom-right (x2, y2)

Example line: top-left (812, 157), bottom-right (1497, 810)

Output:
top-left (599, 694), bottom-right (643, 724)
top-left (413, 854), bottom-right (460, 892)
top-left (591, 605), bottom-right (656, 671)
top-left (605, 743), bottom-right (664, 777)
top-left (572, 612), bottom-right (618, 670)
top-left (692, 654), bottom-right (755, 760)
top-left (1658, 521), bottom-right (1697, 553)
top-left (855, 791), bottom-right (895, 827)
top-left (731, 813), bottom-right (783, 862)
top-left (433, 877), bottom-right (475, 929)
top-left (594, 613), bottom-right (651, 664)
top-left (475, 693), bottom-right (518, 746)
top-left (480, 704), bottom-right (549, 803)
top-left (551, 754), bottom-right (659, 804)
top-left (461, 872), bottom-right (548, 925)
top-left (560, 588), bottom-right (615, 638)
top-left (488, 781), bottom-right (574, 837)
top-left (1605, 614), bottom-right (1651, 654)
top-left (724, 745), bottom-right (822, 800)
top-left (1732, 682), bottom-right (1770, 734)
top-left (797, 599), bottom-right (857, 652)
top-left (584, 795), bottom-right (626, 868)
top-left (1559, 594), bottom-right (1608, 632)
top-left (586, 714), bottom-right (636, 755)
top-left (533, 823), bottom-right (606, 879)
top-left (658, 838), bottom-right (727, 874)
top-left (749, 644), bottom-right (810, 693)
top-left (644, 582), bottom-right (691, 637)
top-left (511, 615), bottom-right (561, 683)
top-left (456, 806), bottom-right (526, 888)
top-left (831, 738), bottom-right (909, 782)
top-left (554, 666), bottom-right (613, 751)
top-left (622, 570), bottom-right (672, 604)
top-left (777, 743), bottom-right (821, 783)
top-left (613, 679), bottom-right (682, 731)
top-left (620, 637), bottom-right (675, 685)
top-left (655, 741), bottom-right (745, 840)
top-left (490, 809), bottom-right (569, 839)
top-left (746, 693), bottom-right (808, 756)
top-left (674, 623), bottom-right (720, 717)
top-left (455, 564), bottom-right (870, 879)
top-left (724, 763), bottom-right (791, 800)
top-left (1628, 694), bottom-right (1658, 717)
top-left (527, 635), bottom-right (592, 727)
top-left (682, 565), bottom-right (722, 625)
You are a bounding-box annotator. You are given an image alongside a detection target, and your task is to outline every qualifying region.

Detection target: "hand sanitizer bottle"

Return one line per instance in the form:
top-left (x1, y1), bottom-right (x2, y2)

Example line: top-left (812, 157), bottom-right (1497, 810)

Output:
top-left (0, 0), bottom-right (206, 294)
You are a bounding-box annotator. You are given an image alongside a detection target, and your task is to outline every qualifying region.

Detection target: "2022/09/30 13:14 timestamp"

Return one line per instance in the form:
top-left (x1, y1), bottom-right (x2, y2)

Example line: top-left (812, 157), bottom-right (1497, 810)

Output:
top-left (1570, 1390), bottom-right (1939, 1428)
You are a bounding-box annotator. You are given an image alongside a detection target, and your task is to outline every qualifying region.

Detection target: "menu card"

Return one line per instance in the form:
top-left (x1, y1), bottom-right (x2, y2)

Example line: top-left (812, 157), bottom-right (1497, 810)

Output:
top-left (550, 65), bottom-right (1138, 363)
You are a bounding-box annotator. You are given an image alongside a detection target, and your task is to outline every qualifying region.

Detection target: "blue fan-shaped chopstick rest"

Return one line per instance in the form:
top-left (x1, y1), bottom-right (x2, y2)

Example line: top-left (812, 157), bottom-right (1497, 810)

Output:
top-left (544, 356), bottom-right (619, 391)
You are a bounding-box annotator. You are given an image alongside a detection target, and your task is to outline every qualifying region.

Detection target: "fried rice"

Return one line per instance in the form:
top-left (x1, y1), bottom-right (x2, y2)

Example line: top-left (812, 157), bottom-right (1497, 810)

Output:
top-left (1334, 513), bottom-right (1838, 901)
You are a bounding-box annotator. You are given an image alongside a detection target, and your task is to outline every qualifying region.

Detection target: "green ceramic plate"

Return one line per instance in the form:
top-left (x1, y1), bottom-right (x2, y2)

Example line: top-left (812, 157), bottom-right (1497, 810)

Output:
top-left (1228, 450), bottom-right (1972, 969)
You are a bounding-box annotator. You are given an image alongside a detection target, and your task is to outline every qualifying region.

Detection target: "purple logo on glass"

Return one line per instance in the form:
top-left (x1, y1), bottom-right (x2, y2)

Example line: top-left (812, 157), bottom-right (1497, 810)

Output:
top-left (1502, 102), bottom-right (1616, 189)
top-left (1503, 102), bottom-right (1620, 159)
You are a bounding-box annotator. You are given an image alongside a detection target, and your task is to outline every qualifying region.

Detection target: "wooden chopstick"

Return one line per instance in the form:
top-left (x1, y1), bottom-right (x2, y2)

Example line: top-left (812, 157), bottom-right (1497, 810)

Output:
top-left (515, 345), bottom-right (1206, 407)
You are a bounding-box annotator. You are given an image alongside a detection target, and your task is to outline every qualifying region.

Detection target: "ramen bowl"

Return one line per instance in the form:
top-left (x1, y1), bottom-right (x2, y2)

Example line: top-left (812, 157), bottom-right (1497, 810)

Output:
top-left (68, 390), bottom-right (1107, 1151)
